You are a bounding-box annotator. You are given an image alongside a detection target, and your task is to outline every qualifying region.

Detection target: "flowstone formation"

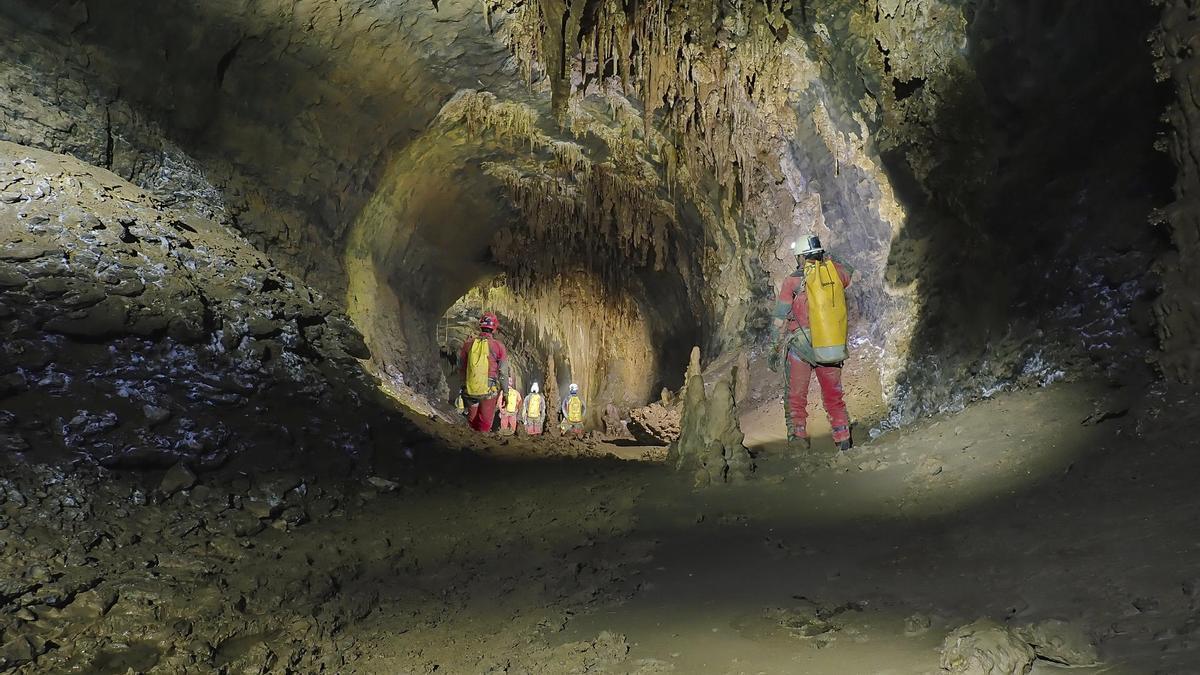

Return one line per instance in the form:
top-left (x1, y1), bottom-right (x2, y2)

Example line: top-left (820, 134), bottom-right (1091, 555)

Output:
top-left (670, 347), bottom-right (754, 486)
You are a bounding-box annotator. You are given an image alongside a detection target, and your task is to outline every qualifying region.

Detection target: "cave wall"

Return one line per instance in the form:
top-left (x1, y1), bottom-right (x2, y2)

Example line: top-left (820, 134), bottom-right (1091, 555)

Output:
top-left (0, 0), bottom-right (1180, 425)
top-left (0, 142), bottom-right (398, 471)
top-left (791, 0), bottom-right (1169, 424)
top-left (0, 0), bottom-right (508, 287)
top-left (1155, 0), bottom-right (1200, 384)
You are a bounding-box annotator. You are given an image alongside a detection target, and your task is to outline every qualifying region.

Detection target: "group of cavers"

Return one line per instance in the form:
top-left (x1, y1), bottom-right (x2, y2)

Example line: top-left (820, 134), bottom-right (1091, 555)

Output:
top-left (451, 234), bottom-right (857, 450)
top-left (453, 312), bottom-right (587, 437)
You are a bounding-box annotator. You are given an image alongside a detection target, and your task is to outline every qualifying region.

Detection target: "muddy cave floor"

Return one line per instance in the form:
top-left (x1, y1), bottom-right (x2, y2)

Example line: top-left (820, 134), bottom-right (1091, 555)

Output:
top-left (7, 376), bottom-right (1200, 674)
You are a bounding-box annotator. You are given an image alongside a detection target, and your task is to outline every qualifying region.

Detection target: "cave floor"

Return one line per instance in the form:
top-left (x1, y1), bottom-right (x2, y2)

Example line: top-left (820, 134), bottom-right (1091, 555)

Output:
top-left (341, 379), bottom-right (1198, 674)
top-left (5, 378), bottom-right (1197, 673)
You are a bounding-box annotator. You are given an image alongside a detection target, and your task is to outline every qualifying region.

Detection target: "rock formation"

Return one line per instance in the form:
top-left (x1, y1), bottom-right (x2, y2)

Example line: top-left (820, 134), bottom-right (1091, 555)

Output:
top-left (1154, 2), bottom-right (1200, 383)
top-left (940, 619), bottom-right (1036, 675)
top-left (0, 142), bottom-right (407, 471)
top-left (670, 347), bottom-right (754, 486)
top-left (0, 0), bottom-right (1192, 672)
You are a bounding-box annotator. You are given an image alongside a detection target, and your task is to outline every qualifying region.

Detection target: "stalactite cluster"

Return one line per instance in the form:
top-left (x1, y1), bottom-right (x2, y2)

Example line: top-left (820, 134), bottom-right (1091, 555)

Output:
top-left (437, 87), bottom-right (684, 299)
top-left (477, 0), bottom-right (827, 363)
top-left (436, 89), bottom-right (543, 150)
top-left (483, 0), bottom-right (806, 221)
top-left (484, 160), bottom-right (675, 294)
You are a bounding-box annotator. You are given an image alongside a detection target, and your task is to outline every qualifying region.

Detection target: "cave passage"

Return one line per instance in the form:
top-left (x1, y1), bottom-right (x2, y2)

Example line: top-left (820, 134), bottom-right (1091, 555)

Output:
top-left (1, 0), bottom-right (1198, 672)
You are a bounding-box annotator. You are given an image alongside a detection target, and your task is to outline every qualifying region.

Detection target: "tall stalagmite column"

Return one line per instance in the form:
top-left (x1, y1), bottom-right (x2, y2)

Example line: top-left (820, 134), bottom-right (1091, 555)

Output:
top-left (670, 346), bottom-right (754, 486)
top-left (545, 355), bottom-right (561, 435)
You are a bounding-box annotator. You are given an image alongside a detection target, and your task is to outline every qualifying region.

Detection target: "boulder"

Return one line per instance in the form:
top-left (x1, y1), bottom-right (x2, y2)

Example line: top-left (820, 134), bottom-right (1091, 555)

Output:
top-left (941, 619), bottom-right (1035, 675)
top-left (0, 244), bottom-right (60, 262)
top-left (246, 316), bottom-right (282, 337)
top-left (627, 403), bottom-right (679, 445)
top-left (0, 266), bottom-right (25, 287)
top-left (159, 462), bottom-right (196, 496)
top-left (1015, 619), bottom-right (1100, 667)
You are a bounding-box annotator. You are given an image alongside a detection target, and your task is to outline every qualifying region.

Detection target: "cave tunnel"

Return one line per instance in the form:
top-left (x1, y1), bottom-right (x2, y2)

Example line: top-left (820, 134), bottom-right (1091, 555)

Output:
top-left (1, 0), bottom-right (1199, 672)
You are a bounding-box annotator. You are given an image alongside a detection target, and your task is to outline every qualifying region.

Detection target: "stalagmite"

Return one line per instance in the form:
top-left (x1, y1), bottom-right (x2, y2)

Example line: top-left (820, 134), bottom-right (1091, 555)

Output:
top-left (670, 346), bottom-right (754, 486)
top-left (544, 354), bottom-right (561, 435)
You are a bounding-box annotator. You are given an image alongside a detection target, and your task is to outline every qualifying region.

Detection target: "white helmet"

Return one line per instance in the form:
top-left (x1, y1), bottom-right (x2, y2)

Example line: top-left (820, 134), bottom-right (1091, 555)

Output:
top-left (791, 234), bottom-right (824, 256)
top-left (569, 383), bottom-right (579, 394)
top-left (531, 382), bottom-right (539, 393)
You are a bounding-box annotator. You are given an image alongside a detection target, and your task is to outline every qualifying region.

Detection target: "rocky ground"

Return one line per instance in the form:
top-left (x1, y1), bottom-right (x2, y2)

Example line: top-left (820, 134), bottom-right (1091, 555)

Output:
top-left (3, 364), bottom-right (1198, 673)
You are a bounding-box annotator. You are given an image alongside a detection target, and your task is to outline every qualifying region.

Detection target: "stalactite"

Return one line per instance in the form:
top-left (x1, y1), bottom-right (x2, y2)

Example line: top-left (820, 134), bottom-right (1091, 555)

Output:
top-left (483, 0), bottom-right (799, 221)
top-left (436, 89), bottom-right (545, 150)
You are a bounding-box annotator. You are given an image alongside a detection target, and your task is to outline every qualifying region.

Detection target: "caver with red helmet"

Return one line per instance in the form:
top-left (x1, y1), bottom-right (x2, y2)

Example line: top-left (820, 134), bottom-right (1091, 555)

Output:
top-left (460, 311), bottom-right (509, 432)
top-left (479, 312), bottom-right (499, 333)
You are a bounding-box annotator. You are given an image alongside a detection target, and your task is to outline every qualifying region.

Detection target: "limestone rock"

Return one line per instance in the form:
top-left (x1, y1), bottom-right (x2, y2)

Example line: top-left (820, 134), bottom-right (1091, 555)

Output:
top-left (43, 296), bottom-right (129, 338)
top-left (941, 619), bottom-right (1035, 675)
top-left (627, 402), bottom-right (679, 445)
top-left (159, 462), bottom-right (196, 496)
top-left (1014, 619), bottom-right (1100, 667)
top-left (670, 347), bottom-right (754, 486)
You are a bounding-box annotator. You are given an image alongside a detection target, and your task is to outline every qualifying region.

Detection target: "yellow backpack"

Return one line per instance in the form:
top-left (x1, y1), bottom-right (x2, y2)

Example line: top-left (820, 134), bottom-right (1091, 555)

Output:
top-left (804, 259), bottom-right (848, 364)
top-left (566, 395), bottom-right (584, 423)
top-left (464, 337), bottom-right (493, 397)
top-left (526, 393), bottom-right (542, 418)
top-left (505, 388), bottom-right (520, 413)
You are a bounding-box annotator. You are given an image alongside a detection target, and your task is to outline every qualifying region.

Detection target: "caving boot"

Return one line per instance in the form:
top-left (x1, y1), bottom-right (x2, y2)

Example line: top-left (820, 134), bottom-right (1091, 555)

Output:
top-left (788, 427), bottom-right (811, 451)
top-left (833, 425), bottom-right (852, 452)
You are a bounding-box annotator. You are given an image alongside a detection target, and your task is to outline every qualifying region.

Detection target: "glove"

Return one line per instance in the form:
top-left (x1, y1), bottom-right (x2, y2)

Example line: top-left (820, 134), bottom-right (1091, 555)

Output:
top-left (767, 340), bottom-right (784, 373)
